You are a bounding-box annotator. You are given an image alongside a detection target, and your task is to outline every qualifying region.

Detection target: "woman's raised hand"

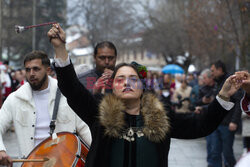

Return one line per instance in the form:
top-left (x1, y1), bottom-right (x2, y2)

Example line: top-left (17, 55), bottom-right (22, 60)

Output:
top-left (219, 74), bottom-right (243, 99)
top-left (47, 23), bottom-right (68, 61)
top-left (47, 23), bottom-right (66, 48)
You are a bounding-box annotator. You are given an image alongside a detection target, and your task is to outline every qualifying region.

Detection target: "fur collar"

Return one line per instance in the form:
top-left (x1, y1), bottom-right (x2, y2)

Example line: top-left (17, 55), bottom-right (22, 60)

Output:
top-left (99, 93), bottom-right (170, 142)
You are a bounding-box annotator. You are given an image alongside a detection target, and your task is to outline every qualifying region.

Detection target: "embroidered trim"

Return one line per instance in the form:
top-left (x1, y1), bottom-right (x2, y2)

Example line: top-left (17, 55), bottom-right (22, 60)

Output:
top-left (120, 127), bottom-right (144, 142)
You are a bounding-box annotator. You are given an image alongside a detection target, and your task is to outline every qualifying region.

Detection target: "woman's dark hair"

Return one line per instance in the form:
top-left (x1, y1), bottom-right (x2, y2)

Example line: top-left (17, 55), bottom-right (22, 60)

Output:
top-left (23, 50), bottom-right (50, 67)
top-left (111, 63), bottom-right (146, 91)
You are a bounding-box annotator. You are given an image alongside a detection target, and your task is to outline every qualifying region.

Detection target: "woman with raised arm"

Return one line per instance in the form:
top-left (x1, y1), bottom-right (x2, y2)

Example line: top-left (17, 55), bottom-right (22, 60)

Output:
top-left (48, 23), bottom-right (242, 167)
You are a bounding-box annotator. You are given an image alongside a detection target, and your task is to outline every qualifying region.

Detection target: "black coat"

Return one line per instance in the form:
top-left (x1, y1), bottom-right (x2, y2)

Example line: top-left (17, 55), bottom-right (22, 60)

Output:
top-left (78, 68), bottom-right (112, 94)
top-left (55, 63), bottom-right (230, 167)
top-left (77, 69), bottom-right (100, 94)
top-left (196, 85), bottom-right (217, 106)
top-left (214, 73), bottom-right (243, 126)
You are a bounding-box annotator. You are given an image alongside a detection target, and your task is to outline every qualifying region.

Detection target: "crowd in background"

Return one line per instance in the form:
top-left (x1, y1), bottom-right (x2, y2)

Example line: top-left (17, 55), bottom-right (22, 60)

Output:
top-left (0, 61), bottom-right (26, 108)
top-left (145, 69), bottom-right (197, 113)
top-left (144, 60), bottom-right (250, 167)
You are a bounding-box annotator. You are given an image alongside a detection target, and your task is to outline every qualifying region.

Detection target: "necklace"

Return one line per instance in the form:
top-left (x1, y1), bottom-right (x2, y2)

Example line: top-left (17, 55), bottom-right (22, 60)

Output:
top-left (120, 127), bottom-right (144, 142)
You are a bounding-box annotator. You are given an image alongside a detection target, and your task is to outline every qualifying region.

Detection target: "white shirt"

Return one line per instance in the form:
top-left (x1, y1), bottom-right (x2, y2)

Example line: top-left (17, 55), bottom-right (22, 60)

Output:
top-left (33, 81), bottom-right (51, 146)
top-left (235, 152), bottom-right (250, 167)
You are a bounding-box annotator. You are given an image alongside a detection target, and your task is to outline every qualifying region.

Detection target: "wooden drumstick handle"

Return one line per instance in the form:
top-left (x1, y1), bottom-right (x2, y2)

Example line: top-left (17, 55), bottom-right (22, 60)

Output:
top-left (12, 157), bottom-right (49, 162)
top-left (101, 68), bottom-right (107, 94)
top-left (101, 86), bottom-right (105, 94)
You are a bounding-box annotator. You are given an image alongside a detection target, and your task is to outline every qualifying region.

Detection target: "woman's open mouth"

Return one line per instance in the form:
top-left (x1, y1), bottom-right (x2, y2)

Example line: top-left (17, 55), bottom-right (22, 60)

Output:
top-left (123, 87), bottom-right (133, 92)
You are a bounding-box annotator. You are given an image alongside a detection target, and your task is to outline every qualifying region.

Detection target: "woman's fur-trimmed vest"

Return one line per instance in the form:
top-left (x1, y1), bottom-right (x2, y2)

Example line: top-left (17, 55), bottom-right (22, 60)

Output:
top-left (98, 93), bottom-right (171, 143)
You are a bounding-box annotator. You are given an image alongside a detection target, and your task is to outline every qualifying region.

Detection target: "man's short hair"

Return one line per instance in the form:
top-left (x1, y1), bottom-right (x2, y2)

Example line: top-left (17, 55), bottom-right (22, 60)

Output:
top-left (211, 60), bottom-right (227, 73)
top-left (94, 41), bottom-right (117, 57)
top-left (23, 50), bottom-right (50, 67)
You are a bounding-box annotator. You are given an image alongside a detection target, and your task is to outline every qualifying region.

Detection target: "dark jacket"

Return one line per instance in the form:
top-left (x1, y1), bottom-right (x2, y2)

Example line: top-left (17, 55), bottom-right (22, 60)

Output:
top-left (78, 69), bottom-right (100, 94)
top-left (214, 73), bottom-right (243, 126)
top-left (196, 85), bottom-right (217, 106)
top-left (55, 63), bottom-right (230, 167)
top-left (189, 84), bottom-right (200, 106)
top-left (78, 69), bottom-right (112, 94)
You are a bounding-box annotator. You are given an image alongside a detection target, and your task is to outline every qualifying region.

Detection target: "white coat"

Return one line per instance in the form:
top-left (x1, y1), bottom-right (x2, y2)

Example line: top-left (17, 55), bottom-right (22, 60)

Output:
top-left (240, 93), bottom-right (250, 137)
top-left (0, 76), bottom-right (92, 158)
top-left (242, 112), bottom-right (250, 137)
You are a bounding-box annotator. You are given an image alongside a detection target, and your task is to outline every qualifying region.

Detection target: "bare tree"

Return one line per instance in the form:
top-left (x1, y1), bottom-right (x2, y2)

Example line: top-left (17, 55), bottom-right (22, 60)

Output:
top-left (1, 0), bottom-right (66, 67)
top-left (136, 0), bottom-right (193, 71)
top-left (185, 0), bottom-right (249, 71)
top-left (68, 0), bottom-right (139, 52)
top-left (137, 0), bottom-right (249, 72)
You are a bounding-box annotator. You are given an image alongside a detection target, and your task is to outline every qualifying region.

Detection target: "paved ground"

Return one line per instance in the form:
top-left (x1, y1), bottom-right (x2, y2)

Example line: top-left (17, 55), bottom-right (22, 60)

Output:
top-left (1, 131), bottom-right (243, 167)
top-left (1, 130), bottom-right (19, 167)
top-left (168, 134), bottom-right (243, 167)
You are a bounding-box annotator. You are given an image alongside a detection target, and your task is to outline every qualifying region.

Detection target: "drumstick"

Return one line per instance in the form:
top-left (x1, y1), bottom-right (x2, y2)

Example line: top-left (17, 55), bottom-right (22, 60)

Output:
top-left (101, 87), bottom-right (105, 94)
top-left (101, 68), bottom-right (108, 94)
top-left (15, 22), bottom-right (57, 33)
top-left (12, 157), bottom-right (49, 162)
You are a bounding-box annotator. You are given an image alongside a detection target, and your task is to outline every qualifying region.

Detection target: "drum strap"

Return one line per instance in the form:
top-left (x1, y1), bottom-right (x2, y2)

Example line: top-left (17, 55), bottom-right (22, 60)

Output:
top-left (49, 88), bottom-right (61, 136)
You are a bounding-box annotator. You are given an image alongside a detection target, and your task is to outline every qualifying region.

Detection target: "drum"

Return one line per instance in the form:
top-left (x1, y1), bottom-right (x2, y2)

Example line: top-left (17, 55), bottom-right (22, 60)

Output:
top-left (21, 132), bottom-right (89, 167)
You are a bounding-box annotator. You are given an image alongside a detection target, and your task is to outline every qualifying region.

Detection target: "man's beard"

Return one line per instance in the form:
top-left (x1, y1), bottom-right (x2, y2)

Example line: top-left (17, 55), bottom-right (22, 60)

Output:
top-left (28, 74), bottom-right (47, 90)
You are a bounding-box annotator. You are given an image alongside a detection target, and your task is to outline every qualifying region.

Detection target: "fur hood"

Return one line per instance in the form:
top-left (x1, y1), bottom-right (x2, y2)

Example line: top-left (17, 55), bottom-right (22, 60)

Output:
top-left (99, 93), bottom-right (171, 143)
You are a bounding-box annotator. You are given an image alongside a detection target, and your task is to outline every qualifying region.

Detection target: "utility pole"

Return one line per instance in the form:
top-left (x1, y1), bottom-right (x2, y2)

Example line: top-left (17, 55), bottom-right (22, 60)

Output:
top-left (32, 0), bottom-right (36, 50)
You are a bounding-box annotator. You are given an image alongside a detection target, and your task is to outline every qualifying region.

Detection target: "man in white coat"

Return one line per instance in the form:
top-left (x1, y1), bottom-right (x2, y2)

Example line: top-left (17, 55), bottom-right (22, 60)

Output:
top-left (0, 50), bottom-right (92, 166)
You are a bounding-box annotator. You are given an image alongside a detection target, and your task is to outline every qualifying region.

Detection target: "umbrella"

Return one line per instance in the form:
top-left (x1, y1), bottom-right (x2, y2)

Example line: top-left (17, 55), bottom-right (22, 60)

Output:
top-left (162, 64), bottom-right (184, 74)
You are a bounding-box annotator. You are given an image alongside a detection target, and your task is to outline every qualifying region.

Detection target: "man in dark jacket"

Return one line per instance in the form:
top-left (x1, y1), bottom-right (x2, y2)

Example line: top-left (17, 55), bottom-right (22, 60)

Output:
top-left (208, 60), bottom-right (243, 167)
top-left (196, 68), bottom-right (217, 167)
top-left (196, 69), bottom-right (216, 107)
top-left (77, 41), bottom-right (117, 94)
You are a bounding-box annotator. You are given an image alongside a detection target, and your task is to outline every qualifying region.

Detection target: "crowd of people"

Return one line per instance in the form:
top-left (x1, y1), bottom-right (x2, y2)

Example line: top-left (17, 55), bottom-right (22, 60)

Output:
top-left (0, 23), bottom-right (249, 167)
top-left (0, 61), bottom-right (26, 107)
top-left (144, 61), bottom-right (248, 167)
top-left (142, 60), bottom-right (250, 167)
